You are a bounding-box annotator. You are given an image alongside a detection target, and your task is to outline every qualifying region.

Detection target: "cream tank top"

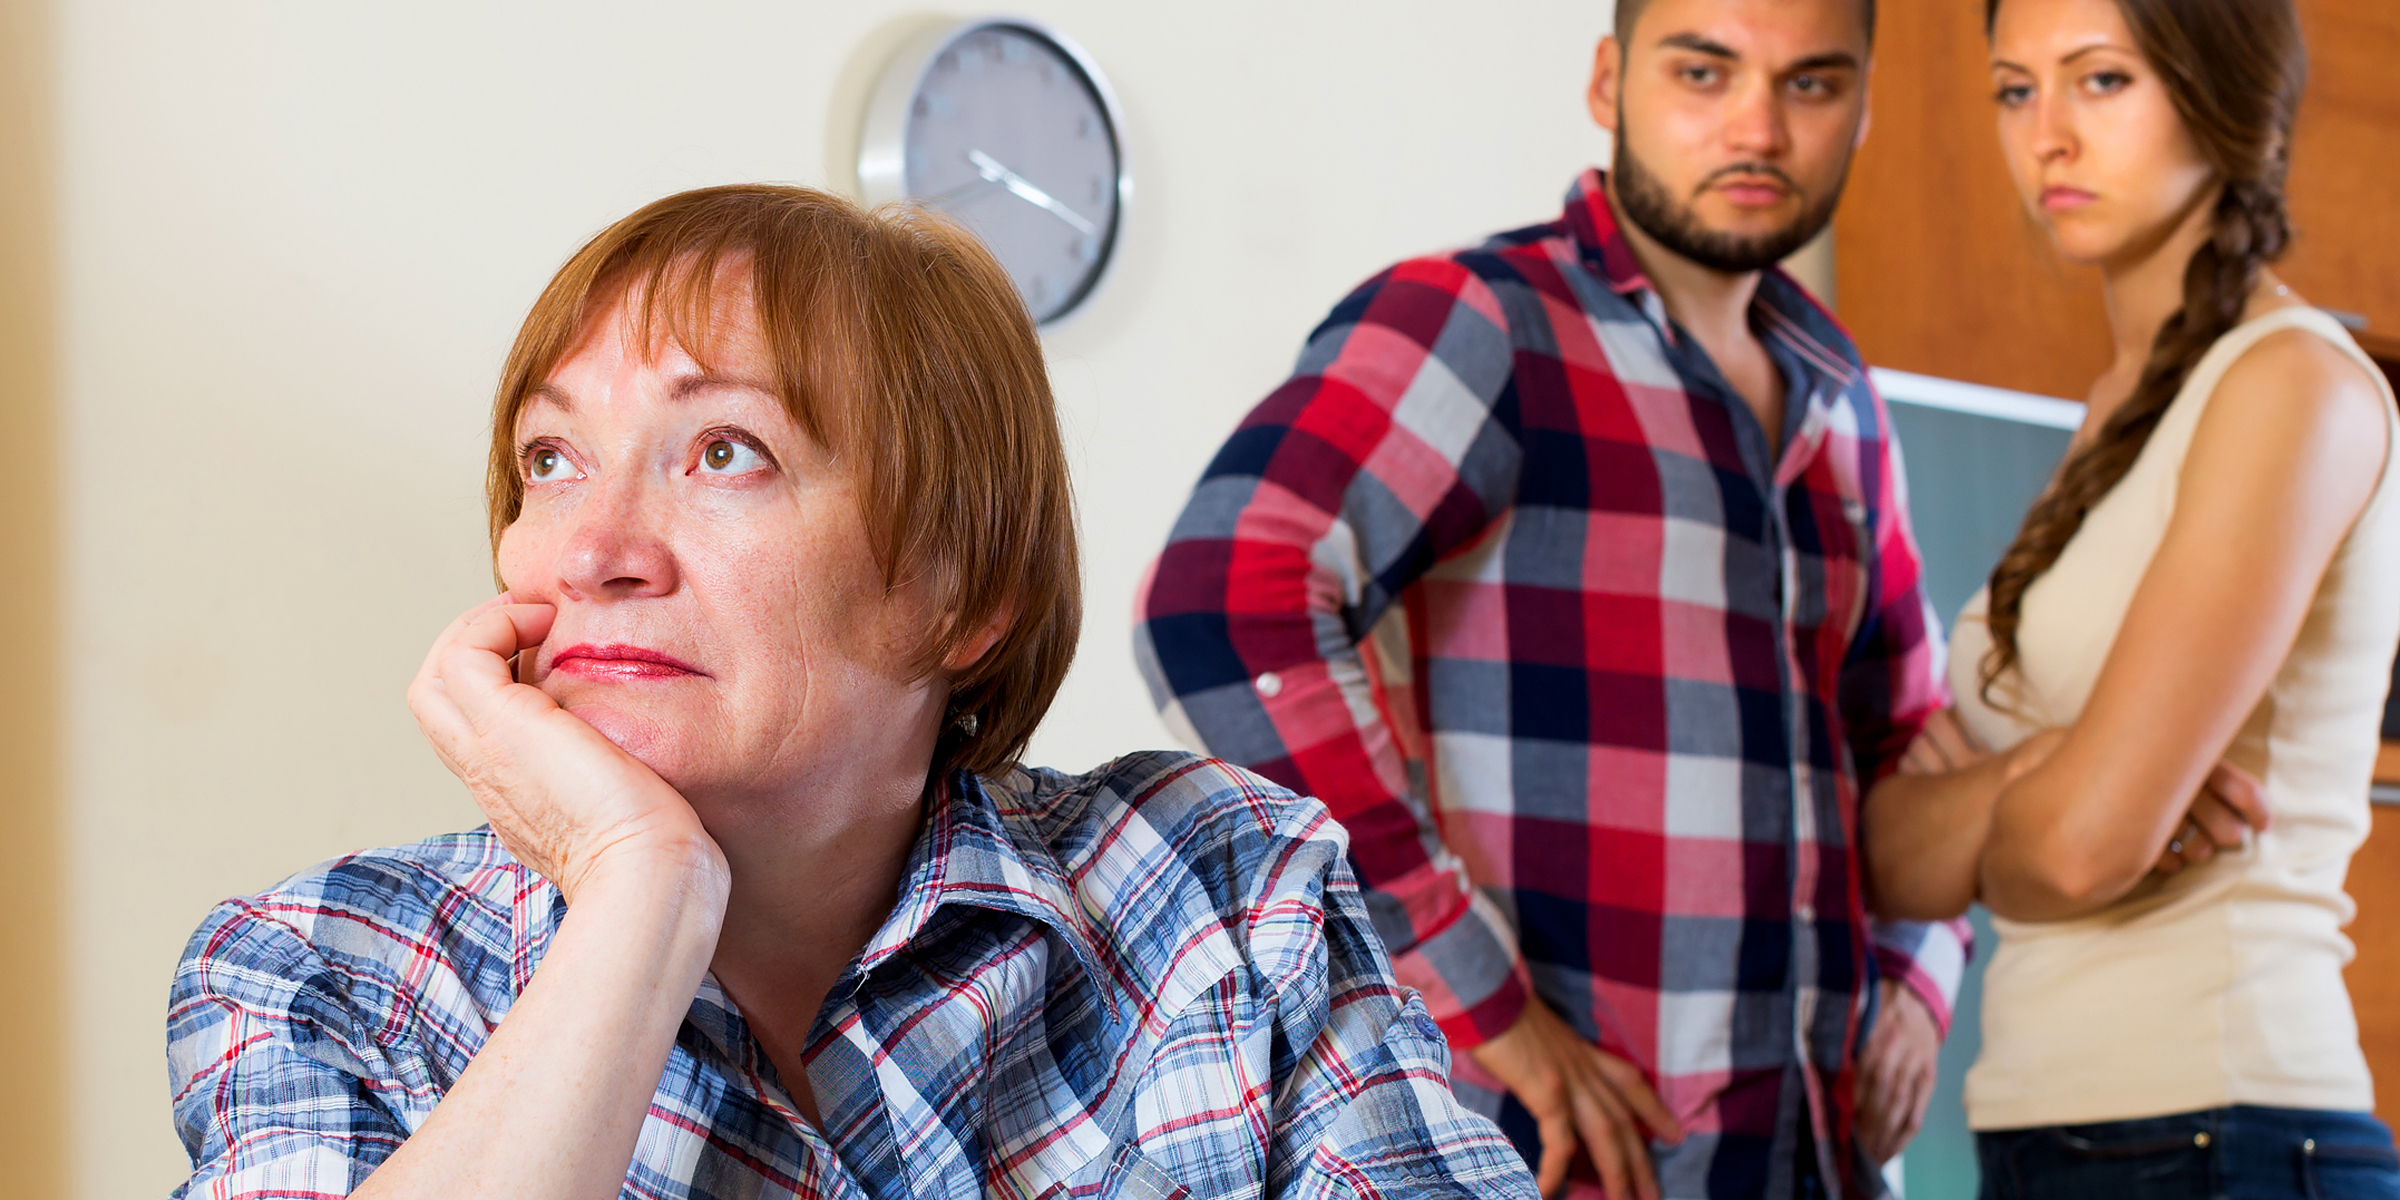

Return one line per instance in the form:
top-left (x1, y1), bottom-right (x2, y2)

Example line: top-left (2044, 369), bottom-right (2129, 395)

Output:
top-left (1948, 308), bottom-right (2400, 1130)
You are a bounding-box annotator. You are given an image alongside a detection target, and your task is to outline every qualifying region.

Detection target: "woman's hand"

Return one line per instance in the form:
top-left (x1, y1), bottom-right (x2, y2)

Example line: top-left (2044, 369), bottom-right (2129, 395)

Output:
top-left (2151, 760), bottom-right (2269, 874)
top-left (407, 593), bottom-right (726, 904)
top-left (1899, 707), bottom-right (1988, 776)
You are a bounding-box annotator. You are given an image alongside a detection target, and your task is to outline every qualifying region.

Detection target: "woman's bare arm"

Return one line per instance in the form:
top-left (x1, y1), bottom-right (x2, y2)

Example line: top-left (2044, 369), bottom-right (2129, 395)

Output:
top-left (350, 597), bottom-right (731, 1200)
top-left (1864, 714), bottom-right (2056, 920)
top-left (1978, 329), bottom-right (2388, 921)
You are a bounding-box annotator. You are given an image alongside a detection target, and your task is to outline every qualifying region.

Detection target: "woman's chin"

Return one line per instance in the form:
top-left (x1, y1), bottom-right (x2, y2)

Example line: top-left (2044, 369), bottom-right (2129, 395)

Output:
top-left (564, 702), bottom-right (699, 787)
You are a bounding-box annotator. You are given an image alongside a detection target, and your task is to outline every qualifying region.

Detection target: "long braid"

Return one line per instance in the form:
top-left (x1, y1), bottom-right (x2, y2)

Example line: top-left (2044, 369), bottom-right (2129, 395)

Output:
top-left (1976, 0), bottom-right (2304, 707)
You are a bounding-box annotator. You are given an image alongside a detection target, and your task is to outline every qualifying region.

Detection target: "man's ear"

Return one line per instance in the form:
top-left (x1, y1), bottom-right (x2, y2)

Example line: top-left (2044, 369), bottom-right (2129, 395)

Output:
top-left (1855, 62), bottom-right (1875, 150)
top-left (1588, 35), bottom-right (1623, 135)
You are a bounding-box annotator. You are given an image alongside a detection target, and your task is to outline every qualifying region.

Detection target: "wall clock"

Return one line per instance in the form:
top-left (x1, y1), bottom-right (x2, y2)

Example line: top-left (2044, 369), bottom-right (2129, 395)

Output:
top-left (857, 18), bottom-right (1129, 327)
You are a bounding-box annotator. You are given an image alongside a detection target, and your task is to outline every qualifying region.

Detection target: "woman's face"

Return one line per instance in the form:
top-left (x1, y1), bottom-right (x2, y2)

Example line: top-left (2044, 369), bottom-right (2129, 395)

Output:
top-left (497, 282), bottom-right (946, 810)
top-left (1989, 0), bottom-right (2216, 269)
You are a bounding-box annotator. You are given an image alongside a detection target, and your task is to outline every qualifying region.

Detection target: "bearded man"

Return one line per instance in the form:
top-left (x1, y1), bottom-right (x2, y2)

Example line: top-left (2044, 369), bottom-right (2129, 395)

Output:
top-left (1135, 1), bottom-right (1964, 1197)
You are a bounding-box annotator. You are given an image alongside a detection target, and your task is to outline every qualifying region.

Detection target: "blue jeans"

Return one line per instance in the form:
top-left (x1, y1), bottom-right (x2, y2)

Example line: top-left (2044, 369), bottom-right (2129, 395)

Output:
top-left (1977, 1105), bottom-right (2400, 1200)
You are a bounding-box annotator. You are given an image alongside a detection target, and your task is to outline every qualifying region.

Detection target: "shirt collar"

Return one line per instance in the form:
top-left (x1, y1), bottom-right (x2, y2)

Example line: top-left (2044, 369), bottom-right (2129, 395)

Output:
top-left (1563, 166), bottom-right (1861, 394)
top-left (853, 770), bottom-right (1121, 1023)
top-left (1562, 167), bottom-right (1654, 298)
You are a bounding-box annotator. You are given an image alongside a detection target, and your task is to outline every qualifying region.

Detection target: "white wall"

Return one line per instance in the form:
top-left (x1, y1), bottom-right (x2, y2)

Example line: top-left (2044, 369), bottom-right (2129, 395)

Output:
top-left (59, 2), bottom-right (1616, 1193)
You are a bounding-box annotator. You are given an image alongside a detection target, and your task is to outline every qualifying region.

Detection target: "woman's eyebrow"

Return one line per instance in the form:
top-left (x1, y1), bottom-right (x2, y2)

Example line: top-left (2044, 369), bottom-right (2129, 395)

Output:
top-left (2058, 42), bottom-right (2136, 66)
top-left (526, 382), bottom-right (574, 412)
top-left (669, 372), bottom-right (779, 401)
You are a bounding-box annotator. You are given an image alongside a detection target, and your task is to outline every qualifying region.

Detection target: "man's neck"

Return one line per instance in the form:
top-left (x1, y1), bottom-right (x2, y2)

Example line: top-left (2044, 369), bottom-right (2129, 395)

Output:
top-left (1603, 182), bottom-right (1769, 354)
top-left (1603, 180), bottom-right (1786, 455)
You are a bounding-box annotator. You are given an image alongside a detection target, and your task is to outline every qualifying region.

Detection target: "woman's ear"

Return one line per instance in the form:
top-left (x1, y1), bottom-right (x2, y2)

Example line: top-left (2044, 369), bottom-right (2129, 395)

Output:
top-left (941, 607), bottom-right (1014, 674)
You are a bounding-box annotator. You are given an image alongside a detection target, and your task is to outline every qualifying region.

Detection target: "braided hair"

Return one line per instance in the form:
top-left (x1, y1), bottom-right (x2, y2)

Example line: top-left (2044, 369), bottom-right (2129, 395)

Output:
top-left (1977, 0), bottom-right (2307, 706)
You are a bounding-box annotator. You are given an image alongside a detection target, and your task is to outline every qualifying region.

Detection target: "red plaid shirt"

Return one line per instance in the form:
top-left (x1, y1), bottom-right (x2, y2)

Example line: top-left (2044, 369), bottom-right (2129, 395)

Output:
top-left (1135, 170), bottom-right (1966, 1198)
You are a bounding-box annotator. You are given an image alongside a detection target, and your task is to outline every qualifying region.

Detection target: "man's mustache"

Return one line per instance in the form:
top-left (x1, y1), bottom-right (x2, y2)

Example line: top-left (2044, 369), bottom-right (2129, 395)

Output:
top-left (1695, 163), bottom-right (1801, 194)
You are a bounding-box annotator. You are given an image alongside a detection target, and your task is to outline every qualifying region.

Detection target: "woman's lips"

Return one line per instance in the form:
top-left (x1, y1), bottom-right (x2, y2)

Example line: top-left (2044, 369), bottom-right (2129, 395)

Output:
top-left (547, 643), bottom-right (708, 680)
top-left (2042, 185), bottom-right (2099, 211)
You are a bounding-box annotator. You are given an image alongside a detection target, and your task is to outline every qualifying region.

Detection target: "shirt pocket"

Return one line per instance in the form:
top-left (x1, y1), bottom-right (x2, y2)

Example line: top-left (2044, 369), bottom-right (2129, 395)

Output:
top-left (1036, 1140), bottom-right (1194, 1200)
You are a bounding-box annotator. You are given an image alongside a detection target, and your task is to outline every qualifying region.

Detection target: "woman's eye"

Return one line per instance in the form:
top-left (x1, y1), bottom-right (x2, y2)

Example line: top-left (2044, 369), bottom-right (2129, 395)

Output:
top-left (1994, 82), bottom-right (2033, 107)
top-left (2085, 69), bottom-right (2133, 95)
top-left (526, 444), bottom-right (578, 481)
top-left (697, 438), bottom-right (767, 475)
top-left (1790, 73), bottom-right (1834, 99)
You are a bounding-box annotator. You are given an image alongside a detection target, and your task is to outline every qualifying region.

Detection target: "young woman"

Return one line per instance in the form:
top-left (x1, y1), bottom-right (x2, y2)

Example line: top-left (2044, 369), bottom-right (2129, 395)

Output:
top-left (1861, 0), bottom-right (2400, 1196)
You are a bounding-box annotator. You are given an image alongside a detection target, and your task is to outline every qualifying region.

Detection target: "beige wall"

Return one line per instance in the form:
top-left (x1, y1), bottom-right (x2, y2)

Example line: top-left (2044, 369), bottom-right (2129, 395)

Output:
top-left (48, 2), bottom-right (1618, 1194)
top-left (2, 0), bottom-right (63, 1196)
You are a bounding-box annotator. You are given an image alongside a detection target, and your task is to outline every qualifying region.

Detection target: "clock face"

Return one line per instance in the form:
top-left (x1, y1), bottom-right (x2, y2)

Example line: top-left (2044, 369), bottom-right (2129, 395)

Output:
top-left (891, 23), bottom-right (1123, 325)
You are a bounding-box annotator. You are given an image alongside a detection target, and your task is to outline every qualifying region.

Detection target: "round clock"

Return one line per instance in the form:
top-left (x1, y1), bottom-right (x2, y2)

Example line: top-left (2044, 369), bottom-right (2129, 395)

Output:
top-left (857, 18), bottom-right (1128, 326)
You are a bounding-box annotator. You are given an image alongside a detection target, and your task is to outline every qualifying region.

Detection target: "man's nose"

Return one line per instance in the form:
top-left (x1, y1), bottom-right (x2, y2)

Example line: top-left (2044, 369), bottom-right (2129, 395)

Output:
top-left (1724, 77), bottom-right (1792, 158)
top-left (556, 471), bottom-right (678, 602)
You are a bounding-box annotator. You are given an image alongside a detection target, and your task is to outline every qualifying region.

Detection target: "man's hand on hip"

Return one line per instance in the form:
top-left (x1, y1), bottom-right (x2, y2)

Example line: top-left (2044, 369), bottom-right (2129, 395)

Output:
top-left (1856, 980), bottom-right (1942, 1165)
top-left (1466, 1000), bottom-right (1684, 1200)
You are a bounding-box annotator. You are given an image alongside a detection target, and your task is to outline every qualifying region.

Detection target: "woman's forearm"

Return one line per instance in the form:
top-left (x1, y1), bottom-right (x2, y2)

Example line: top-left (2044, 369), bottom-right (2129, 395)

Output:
top-left (1864, 755), bottom-right (2017, 921)
top-left (354, 841), bottom-right (729, 1200)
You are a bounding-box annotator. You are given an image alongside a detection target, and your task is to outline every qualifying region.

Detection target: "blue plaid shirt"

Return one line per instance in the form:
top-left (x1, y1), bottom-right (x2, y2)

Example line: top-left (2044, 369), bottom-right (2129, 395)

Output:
top-left (166, 752), bottom-right (1536, 1199)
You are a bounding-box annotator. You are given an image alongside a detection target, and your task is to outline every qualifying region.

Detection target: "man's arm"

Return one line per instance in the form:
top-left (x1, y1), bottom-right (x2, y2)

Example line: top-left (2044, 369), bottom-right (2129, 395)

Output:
top-left (1837, 383), bottom-right (1971, 1164)
top-left (1135, 255), bottom-right (1531, 1049)
top-left (1835, 381), bottom-right (1972, 1014)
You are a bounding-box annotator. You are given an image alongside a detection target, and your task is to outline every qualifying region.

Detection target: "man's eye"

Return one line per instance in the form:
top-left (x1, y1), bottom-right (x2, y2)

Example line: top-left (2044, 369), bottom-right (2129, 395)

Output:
top-left (698, 438), bottom-right (766, 475)
top-left (1679, 64), bottom-right (1721, 86)
top-left (526, 445), bottom-right (578, 481)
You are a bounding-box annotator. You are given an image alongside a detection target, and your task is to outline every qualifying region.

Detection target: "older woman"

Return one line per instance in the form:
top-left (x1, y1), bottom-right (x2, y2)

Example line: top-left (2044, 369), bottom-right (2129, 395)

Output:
top-left (166, 186), bottom-right (1536, 1200)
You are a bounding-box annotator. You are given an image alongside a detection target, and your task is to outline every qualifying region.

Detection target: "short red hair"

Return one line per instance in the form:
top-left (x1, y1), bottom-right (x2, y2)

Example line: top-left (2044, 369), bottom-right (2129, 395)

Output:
top-left (487, 184), bottom-right (1080, 779)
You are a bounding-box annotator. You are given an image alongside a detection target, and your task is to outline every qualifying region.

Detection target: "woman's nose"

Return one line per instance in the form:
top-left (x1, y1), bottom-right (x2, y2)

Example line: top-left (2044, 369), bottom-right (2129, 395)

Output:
top-left (2031, 87), bottom-right (2077, 165)
top-left (556, 475), bottom-right (679, 602)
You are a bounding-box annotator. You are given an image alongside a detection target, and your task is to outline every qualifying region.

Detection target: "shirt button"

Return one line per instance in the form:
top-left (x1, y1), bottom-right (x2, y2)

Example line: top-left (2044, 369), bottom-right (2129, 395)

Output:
top-left (1255, 672), bottom-right (1283, 698)
top-left (1796, 904), bottom-right (1815, 923)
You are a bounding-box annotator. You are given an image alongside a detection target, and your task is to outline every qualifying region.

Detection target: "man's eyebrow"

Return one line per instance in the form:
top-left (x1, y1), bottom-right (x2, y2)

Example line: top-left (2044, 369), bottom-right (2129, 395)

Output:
top-left (1786, 51), bottom-right (1862, 73)
top-left (1656, 32), bottom-right (1740, 58)
top-left (669, 371), bottom-right (780, 401)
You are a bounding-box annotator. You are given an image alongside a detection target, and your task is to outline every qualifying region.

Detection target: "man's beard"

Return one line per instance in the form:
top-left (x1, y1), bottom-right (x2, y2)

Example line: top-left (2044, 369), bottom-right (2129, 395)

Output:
top-left (1612, 135), bottom-right (1849, 275)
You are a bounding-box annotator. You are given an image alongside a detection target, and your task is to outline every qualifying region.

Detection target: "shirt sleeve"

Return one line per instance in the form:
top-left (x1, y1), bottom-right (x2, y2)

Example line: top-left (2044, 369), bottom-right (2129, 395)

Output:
top-left (167, 899), bottom-right (410, 1199)
top-left (1839, 378), bottom-right (1974, 1034)
top-left (1134, 255), bottom-right (1532, 1049)
top-left (1870, 916), bottom-right (1973, 1036)
top-left (1251, 805), bottom-right (1541, 1200)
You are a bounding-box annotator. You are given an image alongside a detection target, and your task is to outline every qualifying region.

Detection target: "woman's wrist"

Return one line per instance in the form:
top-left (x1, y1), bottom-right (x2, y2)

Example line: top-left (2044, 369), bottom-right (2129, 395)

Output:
top-left (569, 832), bottom-right (732, 939)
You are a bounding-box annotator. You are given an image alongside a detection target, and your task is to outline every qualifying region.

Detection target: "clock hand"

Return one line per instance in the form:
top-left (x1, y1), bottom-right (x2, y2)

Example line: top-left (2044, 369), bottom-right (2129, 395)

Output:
top-left (926, 174), bottom-right (1003, 208)
top-left (965, 148), bottom-right (1099, 237)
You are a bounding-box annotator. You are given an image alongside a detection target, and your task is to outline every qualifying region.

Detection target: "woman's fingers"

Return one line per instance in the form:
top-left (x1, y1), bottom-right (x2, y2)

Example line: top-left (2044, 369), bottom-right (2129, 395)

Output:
top-left (2187, 793), bottom-right (2249, 851)
top-left (438, 605), bottom-right (559, 731)
top-left (2203, 760), bottom-right (2271, 832)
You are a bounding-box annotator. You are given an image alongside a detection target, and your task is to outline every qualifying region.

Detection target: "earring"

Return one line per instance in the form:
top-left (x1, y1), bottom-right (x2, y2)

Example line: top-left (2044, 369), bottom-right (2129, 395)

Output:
top-left (955, 711), bottom-right (980, 736)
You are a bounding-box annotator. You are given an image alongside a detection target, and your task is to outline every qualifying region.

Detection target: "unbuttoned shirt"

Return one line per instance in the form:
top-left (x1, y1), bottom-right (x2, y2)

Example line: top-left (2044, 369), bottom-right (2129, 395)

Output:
top-left (166, 752), bottom-right (1538, 1200)
top-left (1135, 170), bottom-right (1968, 1199)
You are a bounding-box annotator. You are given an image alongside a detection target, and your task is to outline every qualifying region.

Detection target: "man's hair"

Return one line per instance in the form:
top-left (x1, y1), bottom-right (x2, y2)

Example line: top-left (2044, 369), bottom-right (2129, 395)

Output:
top-left (485, 184), bottom-right (1081, 781)
top-left (1614, 0), bottom-right (1876, 49)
